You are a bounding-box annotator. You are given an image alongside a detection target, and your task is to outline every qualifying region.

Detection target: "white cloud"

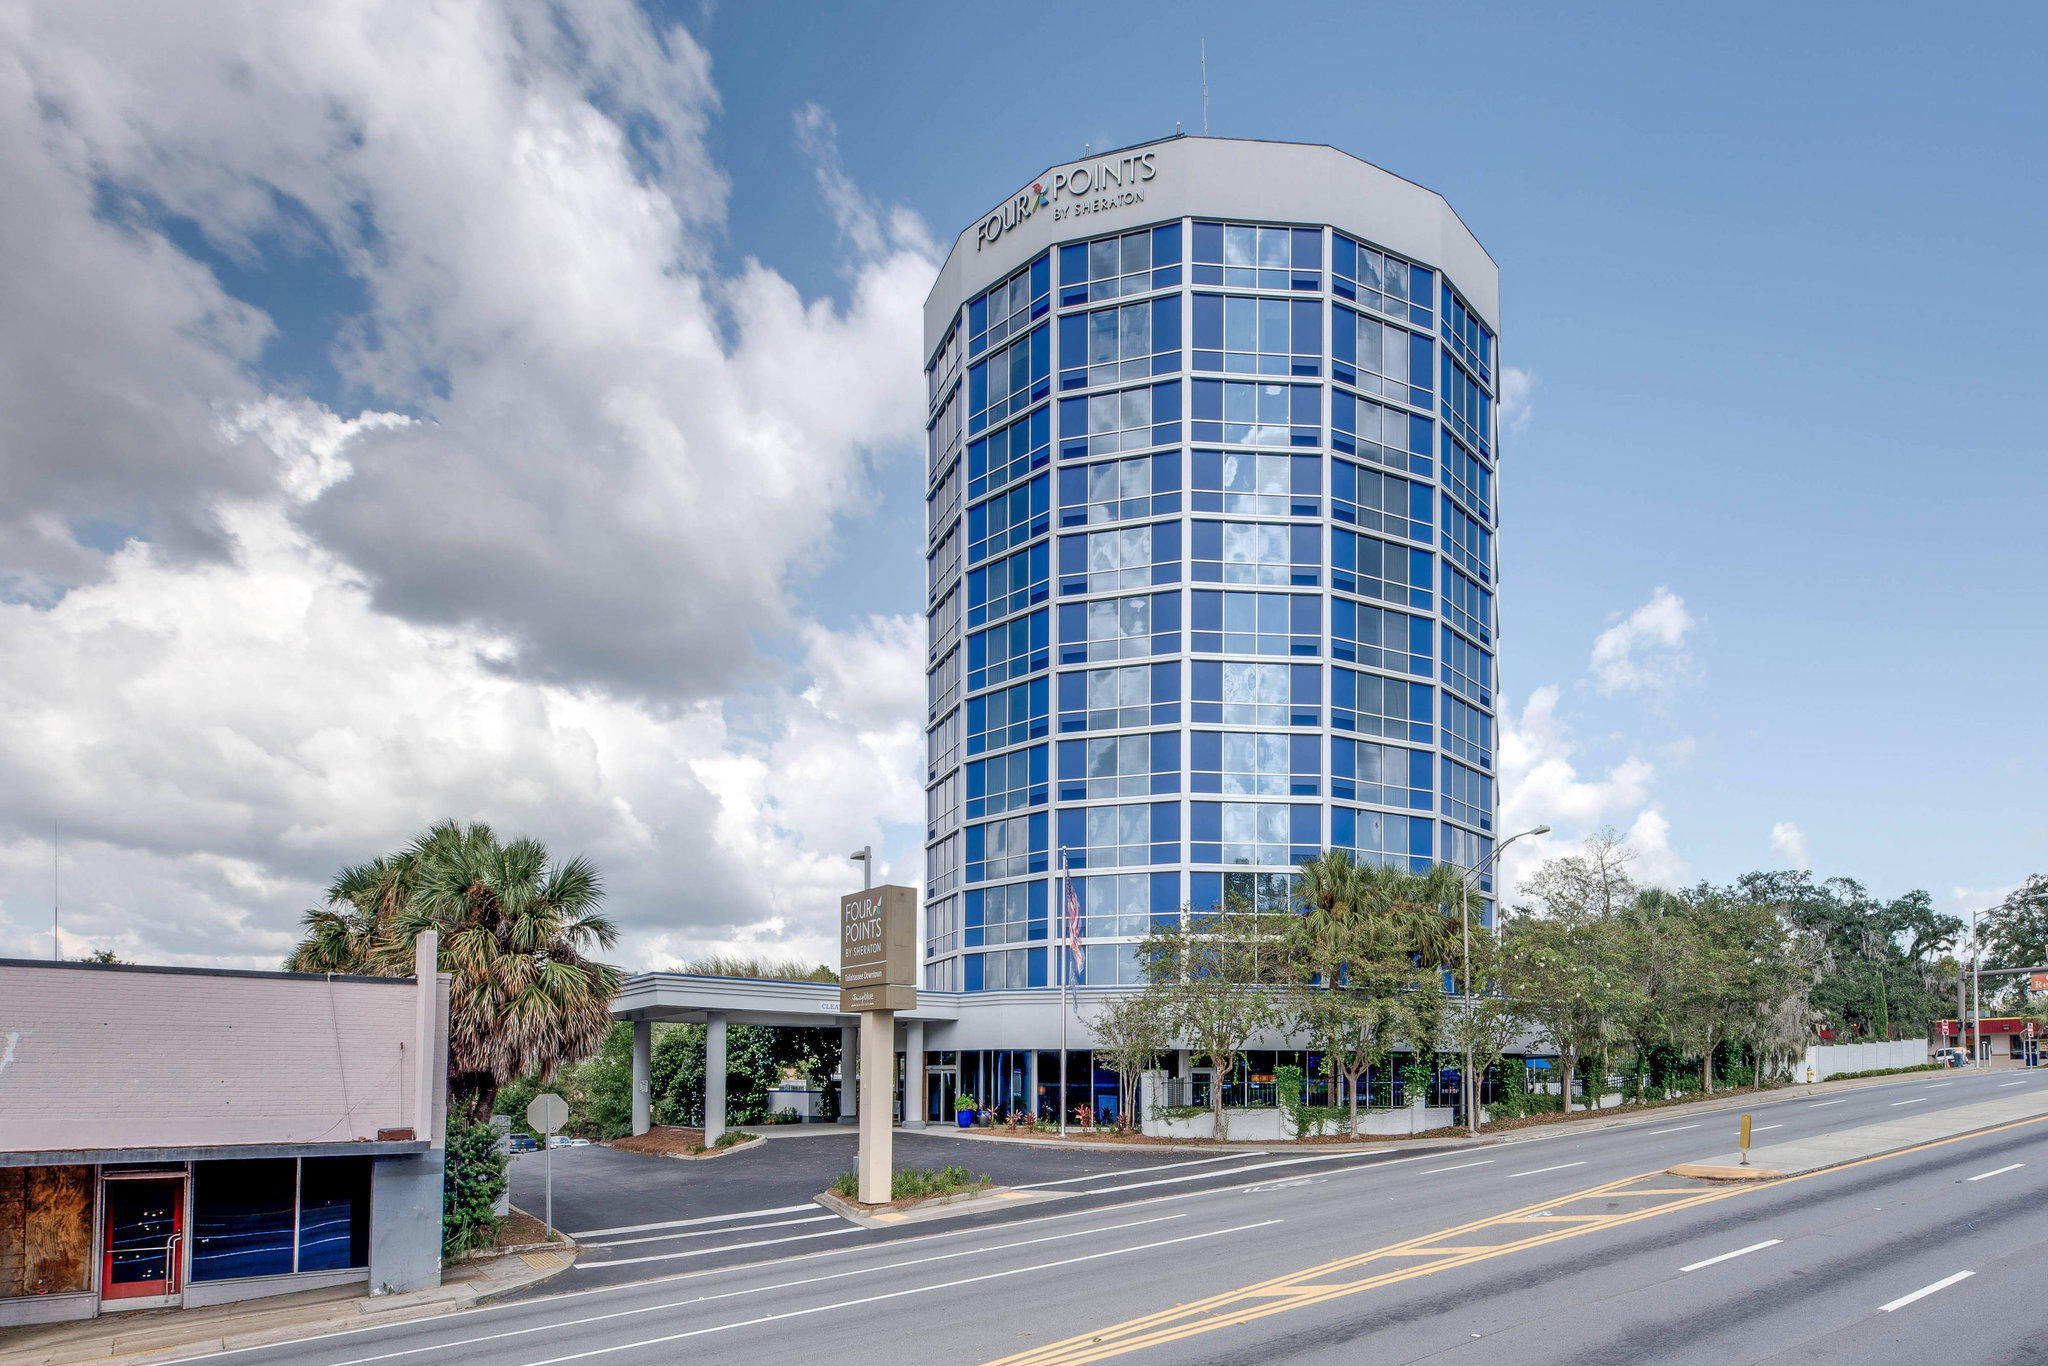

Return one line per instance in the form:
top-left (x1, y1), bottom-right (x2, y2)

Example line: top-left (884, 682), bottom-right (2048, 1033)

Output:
top-left (1500, 366), bottom-right (1534, 438)
top-left (1623, 808), bottom-right (1689, 889)
top-left (1769, 820), bottom-right (1809, 870)
top-left (1589, 587), bottom-right (1695, 695)
top-left (0, 1), bottom-right (937, 970)
top-left (1497, 684), bottom-right (1665, 897)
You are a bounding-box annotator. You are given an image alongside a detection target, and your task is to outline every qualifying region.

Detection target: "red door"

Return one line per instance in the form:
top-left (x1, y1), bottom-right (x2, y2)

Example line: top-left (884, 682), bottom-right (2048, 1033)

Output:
top-left (101, 1178), bottom-right (184, 1301)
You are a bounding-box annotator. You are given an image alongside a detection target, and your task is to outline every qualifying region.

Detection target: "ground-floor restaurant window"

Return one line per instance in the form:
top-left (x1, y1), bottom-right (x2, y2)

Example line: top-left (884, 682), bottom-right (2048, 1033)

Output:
top-left (0, 1165), bottom-right (94, 1299)
top-left (191, 1157), bottom-right (369, 1282)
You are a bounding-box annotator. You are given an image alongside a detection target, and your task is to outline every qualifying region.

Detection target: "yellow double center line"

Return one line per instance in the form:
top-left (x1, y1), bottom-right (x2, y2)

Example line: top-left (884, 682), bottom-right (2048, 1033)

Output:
top-left (988, 1113), bottom-right (2048, 1366)
top-left (985, 1172), bottom-right (1741, 1366)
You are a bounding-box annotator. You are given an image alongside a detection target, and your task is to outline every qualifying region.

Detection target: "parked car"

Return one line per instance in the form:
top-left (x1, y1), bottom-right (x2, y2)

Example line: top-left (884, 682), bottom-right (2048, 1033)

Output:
top-left (506, 1133), bottom-right (538, 1152)
top-left (1933, 1047), bottom-right (1966, 1068)
top-left (554, 1137), bottom-right (591, 1147)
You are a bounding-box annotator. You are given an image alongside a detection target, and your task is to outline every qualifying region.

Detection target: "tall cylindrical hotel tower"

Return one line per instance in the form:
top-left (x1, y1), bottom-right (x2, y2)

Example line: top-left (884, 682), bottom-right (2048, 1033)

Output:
top-left (922, 136), bottom-right (1500, 1005)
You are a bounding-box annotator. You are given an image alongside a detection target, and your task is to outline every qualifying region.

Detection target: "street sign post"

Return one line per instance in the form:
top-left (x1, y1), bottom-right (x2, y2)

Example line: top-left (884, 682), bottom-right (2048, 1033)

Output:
top-left (526, 1092), bottom-right (570, 1238)
top-left (841, 885), bottom-right (916, 1204)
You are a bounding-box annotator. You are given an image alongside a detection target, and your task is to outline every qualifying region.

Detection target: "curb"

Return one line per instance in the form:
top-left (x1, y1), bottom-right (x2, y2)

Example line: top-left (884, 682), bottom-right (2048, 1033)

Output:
top-left (601, 1133), bottom-right (768, 1161)
top-left (815, 1184), bottom-right (1068, 1229)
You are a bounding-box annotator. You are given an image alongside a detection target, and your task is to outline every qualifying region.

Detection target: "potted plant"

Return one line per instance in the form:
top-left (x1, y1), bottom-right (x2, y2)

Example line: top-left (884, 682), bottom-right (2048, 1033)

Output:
top-left (954, 1093), bottom-right (977, 1129)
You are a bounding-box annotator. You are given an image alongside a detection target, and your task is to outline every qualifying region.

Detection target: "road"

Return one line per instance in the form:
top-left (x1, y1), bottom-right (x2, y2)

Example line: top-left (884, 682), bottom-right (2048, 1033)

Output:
top-left (182, 1067), bottom-right (2048, 1366)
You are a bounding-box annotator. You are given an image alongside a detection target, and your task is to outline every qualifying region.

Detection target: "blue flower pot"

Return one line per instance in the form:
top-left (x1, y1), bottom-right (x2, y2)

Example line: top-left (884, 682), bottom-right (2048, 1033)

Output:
top-left (956, 1110), bottom-right (974, 1129)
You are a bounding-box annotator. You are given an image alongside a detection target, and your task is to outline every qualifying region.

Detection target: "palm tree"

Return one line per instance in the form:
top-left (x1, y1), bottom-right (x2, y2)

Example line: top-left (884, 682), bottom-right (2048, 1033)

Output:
top-left (286, 821), bottom-right (623, 1122)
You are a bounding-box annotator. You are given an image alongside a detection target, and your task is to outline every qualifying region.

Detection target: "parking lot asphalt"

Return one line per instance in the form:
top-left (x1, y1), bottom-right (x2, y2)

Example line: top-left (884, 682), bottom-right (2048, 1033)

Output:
top-left (506, 1127), bottom-right (1233, 1238)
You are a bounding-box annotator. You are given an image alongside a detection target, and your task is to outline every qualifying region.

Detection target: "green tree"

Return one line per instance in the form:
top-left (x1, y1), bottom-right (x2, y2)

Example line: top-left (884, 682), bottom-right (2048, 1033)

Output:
top-left (285, 820), bottom-right (623, 1123)
top-left (1088, 988), bottom-right (1173, 1124)
top-left (1138, 900), bottom-right (1285, 1140)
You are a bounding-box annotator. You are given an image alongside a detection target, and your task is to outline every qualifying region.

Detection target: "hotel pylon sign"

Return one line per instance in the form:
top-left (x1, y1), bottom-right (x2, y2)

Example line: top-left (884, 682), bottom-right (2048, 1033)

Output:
top-left (841, 885), bottom-right (915, 1203)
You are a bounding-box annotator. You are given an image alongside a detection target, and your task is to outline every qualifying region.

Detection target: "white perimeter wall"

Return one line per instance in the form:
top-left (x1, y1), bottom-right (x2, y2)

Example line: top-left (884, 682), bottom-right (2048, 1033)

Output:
top-left (1798, 1038), bottom-right (1930, 1082)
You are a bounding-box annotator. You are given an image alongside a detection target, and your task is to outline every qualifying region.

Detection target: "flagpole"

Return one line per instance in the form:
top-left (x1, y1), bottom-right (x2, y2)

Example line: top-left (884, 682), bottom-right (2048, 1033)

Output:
top-left (1059, 850), bottom-right (1069, 1137)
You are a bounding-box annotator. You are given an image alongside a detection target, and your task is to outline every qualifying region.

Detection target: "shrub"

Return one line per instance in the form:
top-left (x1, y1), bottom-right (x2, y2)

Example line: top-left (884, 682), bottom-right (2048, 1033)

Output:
top-left (442, 1119), bottom-right (507, 1261)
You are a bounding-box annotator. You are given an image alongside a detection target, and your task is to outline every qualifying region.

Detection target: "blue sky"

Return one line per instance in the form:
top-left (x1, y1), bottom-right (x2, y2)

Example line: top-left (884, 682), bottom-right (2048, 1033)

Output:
top-left (722, 0), bottom-right (2048, 909)
top-left (0, 0), bottom-right (2039, 969)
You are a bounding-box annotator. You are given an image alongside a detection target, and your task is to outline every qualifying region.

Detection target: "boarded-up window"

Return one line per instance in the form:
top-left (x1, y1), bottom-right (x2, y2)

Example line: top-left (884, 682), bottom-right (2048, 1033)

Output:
top-left (0, 1165), bottom-right (96, 1298)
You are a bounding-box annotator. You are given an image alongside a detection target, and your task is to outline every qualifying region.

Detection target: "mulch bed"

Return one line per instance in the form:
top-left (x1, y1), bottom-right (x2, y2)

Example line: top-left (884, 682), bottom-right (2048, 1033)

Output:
top-left (491, 1207), bottom-right (557, 1247)
top-left (606, 1125), bottom-right (712, 1155)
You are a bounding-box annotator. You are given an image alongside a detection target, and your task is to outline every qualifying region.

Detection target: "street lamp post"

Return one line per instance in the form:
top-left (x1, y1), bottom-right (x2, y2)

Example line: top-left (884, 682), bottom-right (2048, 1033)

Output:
top-left (1459, 824), bottom-right (1550, 1136)
top-left (849, 845), bottom-right (874, 891)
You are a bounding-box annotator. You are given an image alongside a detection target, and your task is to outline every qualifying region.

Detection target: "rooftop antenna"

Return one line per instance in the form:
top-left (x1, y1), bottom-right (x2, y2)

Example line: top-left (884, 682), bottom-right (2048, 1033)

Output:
top-left (1201, 39), bottom-right (1209, 135)
top-left (51, 819), bottom-right (59, 962)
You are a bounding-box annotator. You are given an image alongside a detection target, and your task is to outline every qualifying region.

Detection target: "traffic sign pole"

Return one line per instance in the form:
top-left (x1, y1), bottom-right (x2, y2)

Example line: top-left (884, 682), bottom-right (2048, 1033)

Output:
top-left (526, 1092), bottom-right (570, 1240)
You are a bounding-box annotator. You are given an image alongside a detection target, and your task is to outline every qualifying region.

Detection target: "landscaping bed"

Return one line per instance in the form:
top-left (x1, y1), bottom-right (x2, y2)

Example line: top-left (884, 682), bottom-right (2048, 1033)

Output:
top-left (606, 1124), bottom-right (759, 1157)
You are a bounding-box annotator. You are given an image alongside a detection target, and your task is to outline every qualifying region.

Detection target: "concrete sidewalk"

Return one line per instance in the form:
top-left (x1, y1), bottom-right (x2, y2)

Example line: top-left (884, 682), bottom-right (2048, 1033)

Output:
top-left (0, 1248), bottom-right (572, 1366)
top-left (1669, 1086), bottom-right (2048, 1180)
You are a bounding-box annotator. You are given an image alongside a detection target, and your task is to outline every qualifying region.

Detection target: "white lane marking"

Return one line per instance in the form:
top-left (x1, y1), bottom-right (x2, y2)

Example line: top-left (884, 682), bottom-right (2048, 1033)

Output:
top-left (1082, 1151), bottom-right (1377, 1194)
top-left (568, 1203), bottom-right (820, 1239)
top-left (1879, 1270), bottom-right (1973, 1313)
top-left (1999, 1080), bottom-right (2027, 1088)
top-left (1808, 1100), bottom-right (1848, 1108)
top-left (505, 1220), bottom-right (1286, 1366)
top-left (1891, 1098), bottom-right (1926, 1106)
top-left (584, 1214), bottom-right (837, 1248)
top-left (1968, 1164), bottom-right (2024, 1182)
top-left (596, 1226), bottom-right (863, 1267)
top-left (1421, 1160), bottom-right (1496, 1175)
top-left (1014, 1152), bottom-right (1255, 1188)
top-left (1922, 1082), bottom-right (1952, 1088)
top-left (1649, 1124), bottom-right (1701, 1135)
top-left (313, 1214), bottom-right (1194, 1366)
top-left (1681, 1239), bottom-right (1782, 1272)
top-left (1507, 1161), bottom-right (1587, 1178)
top-left (1753, 1124), bottom-right (1784, 1132)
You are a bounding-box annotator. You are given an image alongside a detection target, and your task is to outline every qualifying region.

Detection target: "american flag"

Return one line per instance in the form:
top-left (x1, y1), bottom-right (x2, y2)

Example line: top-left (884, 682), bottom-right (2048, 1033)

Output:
top-left (1063, 868), bottom-right (1084, 979)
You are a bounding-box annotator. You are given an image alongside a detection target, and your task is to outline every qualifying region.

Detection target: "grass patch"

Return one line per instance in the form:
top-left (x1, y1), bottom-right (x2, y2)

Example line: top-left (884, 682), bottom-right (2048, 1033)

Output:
top-left (832, 1164), bottom-right (992, 1204)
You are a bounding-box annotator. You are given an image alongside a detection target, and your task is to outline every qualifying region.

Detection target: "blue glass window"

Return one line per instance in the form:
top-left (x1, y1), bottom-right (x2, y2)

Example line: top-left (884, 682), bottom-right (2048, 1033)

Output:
top-left (1190, 520), bottom-right (1320, 586)
top-left (1331, 234), bottom-right (1433, 328)
top-left (966, 811), bottom-right (1049, 882)
top-left (1190, 869), bottom-right (1298, 915)
top-left (1190, 660), bottom-right (1321, 727)
top-left (1190, 801), bottom-right (1319, 866)
top-left (1332, 304), bottom-right (1432, 408)
top-left (1057, 590), bottom-right (1181, 664)
top-left (1331, 391), bottom-right (1432, 476)
top-left (1441, 824), bottom-right (1495, 895)
top-left (1331, 530), bottom-right (1433, 610)
top-left (1441, 757), bottom-right (1493, 831)
top-left (1440, 498), bottom-right (1492, 585)
top-left (1190, 732), bottom-right (1321, 797)
top-left (1059, 450), bottom-right (1181, 526)
top-left (1057, 660), bottom-right (1180, 733)
top-left (1058, 379), bottom-right (1182, 459)
top-left (1191, 222), bottom-right (1322, 290)
top-left (968, 677), bottom-right (1049, 754)
top-left (1190, 590), bottom-right (1320, 656)
top-left (1441, 568), bottom-right (1490, 656)
top-left (1441, 692), bottom-right (1494, 770)
top-left (1074, 871), bottom-right (1179, 937)
top-left (967, 474), bottom-right (1050, 566)
top-left (967, 406), bottom-right (1049, 502)
top-left (1330, 598), bottom-right (1433, 676)
top-left (1331, 739), bottom-right (1432, 810)
top-left (1331, 457), bottom-right (1430, 541)
top-left (969, 253), bottom-right (1050, 357)
top-left (967, 541), bottom-right (1048, 627)
top-left (1442, 431), bottom-right (1493, 523)
top-left (1190, 449), bottom-right (1321, 517)
top-left (964, 879), bottom-right (1045, 948)
top-left (1442, 629), bottom-right (1494, 708)
top-left (1330, 805), bottom-right (1432, 871)
top-left (1059, 297), bottom-right (1180, 390)
top-left (1442, 286), bottom-right (1494, 386)
top-left (967, 609), bottom-right (1048, 691)
top-left (1189, 379), bottom-right (1319, 447)
top-left (968, 323), bottom-right (1050, 435)
top-left (1330, 667), bottom-right (1433, 742)
top-left (191, 1159), bottom-right (296, 1281)
top-left (966, 744), bottom-right (1048, 819)
top-left (296, 1158), bottom-right (370, 1273)
top-left (1057, 519), bottom-right (1182, 595)
top-left (1057, 731), bottom-right (1180, 800)
top-left (1440, 350), bottom-right (1492, 457)
top-left (1191, 294), bottom-right (1322, 376)
top-left (1058, 801), bottom-right (1180, 869)
top-left (1059, 223), bottom-right (1182, 306)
